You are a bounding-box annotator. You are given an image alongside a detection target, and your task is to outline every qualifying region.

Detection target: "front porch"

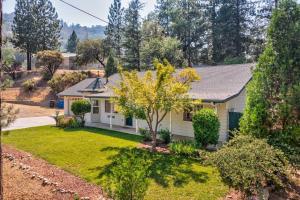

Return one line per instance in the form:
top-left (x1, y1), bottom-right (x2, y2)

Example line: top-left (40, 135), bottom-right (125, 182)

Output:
top-left (86, 122), bottom-right (139, 136)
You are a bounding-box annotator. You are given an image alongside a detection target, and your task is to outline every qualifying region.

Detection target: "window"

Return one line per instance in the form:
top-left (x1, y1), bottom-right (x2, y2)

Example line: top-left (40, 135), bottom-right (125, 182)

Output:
top-left (92, 100), bottom-right (99, 107)
top-left (105, 100), bottom-right (111, 113)
top-left (93, 107), bottom-right (99, 114)
top-left (183, 110), bottom-right (193, 121)
top-left (183, 105), bottom-right (204, 121)
top-left (105, 100), bottom-right (117, 113)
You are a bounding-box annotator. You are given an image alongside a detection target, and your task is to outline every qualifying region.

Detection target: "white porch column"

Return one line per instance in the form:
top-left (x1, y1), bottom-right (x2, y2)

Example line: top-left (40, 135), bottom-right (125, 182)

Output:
top-left (135, 119), bottom-right (138, 133)
top-left (169, 111), bottom-right (172, 138)
top-left (110, 102), bottom-right (113, 129)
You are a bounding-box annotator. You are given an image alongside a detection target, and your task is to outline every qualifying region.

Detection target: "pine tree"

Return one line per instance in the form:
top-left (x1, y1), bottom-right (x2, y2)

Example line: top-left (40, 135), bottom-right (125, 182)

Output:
top-left (66, 30), bottom-right (79, 53)
top-left (12, 0), bottom-right (37, 70)
top-left (240, 0), bottom-right (300, 137)
top-left (172, 0), bottom-right (206, 66)
top-left (105, 0), bottom-right (123, 59)
top-left (12, 0), bottom-right (61, 70)
top-left (215, 0), bottom-right (254, 63)
top-left (155, 0), bottom-right (174, 36)
top-left (35, 0), bottom-right (61, 51)
top-left (105, 54), bottom-right (117, 83)
top-left (123, 0), bottom-right (143, 71)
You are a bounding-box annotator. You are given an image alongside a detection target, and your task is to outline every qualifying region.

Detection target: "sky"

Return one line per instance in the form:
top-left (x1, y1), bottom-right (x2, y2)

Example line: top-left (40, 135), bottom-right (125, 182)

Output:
top-left (3, 0), bottom-right (156, 27)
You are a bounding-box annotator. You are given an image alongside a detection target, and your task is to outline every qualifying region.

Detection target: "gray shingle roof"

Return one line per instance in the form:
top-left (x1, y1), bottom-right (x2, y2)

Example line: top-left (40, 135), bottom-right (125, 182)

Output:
top-left (58, 63), bottom-right (253, 102)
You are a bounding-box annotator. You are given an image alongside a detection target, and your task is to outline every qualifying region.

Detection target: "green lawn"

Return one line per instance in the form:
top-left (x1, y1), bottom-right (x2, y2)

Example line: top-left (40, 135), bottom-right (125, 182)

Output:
top-left (3, 126), bottom-right (228, 200)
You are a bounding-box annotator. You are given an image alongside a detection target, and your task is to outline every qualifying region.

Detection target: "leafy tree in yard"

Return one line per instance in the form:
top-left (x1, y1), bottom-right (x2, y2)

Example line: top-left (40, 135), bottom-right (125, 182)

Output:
top-left (36, 50), bottom-right (63, 79)
top-left (192, 108), bottom-right (220, 148)
top-left (71, 100), bottom-right (91, 127)
top-left (12, 0), bottom-right (61, 70)
top-left (66, 30), bottom-right (79, 53)
top-left (105, 0), bottom-right (123, 59)
top-left (123, 0), bottom-right (143, 71)
top-left (113, 60), bottom-right (200, 150)
top-left (103, 148), bottom-right (151, 200)
top-left (211, 135), bottom-right (287, 198)
top-left (76, 39), bottom-right (107, 68)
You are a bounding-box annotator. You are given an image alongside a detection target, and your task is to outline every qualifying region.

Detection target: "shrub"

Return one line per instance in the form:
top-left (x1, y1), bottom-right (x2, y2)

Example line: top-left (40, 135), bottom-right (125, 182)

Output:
top-left (158, 129), bottom-right (171, 144)
top-left (223, 56), bottom-right (246, 65)
top-left (192, 108), bottom-right (220, 148)
top-left (103, 148), bottom-right (151, 200)
top-left (211, 135), bottom-right (287, 198)
top-left (48, 72), bottom-right (88, 94)
top-left (169, 140), bottom-right (198, 157)
top-left (71, 100), bottom-right (91, 127)
top-left (139, 128), bottom-right (152, 142)
top-left (53, 110), bottom-right (60, 126)
top-left (22, 79), bottom-right (37, 92)
top-left (268, 127), bottom-right (300, 168)
top-left (56, 116), bottom-right (81, 128)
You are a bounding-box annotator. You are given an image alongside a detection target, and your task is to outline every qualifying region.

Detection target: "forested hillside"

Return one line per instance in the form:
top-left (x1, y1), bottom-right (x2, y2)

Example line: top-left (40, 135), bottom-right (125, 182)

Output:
top-left (3, 13), bottom-right (105, 49)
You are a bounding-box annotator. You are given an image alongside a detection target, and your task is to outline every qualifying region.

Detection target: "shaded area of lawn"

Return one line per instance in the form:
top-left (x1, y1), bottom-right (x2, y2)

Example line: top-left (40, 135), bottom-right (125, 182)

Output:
top-left (3, 126), bottom-right (228, 200)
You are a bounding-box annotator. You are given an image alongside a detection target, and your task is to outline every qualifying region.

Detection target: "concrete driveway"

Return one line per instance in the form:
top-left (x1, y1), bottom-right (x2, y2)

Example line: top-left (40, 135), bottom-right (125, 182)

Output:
top-left (3, 116), bottom-right (55, 131)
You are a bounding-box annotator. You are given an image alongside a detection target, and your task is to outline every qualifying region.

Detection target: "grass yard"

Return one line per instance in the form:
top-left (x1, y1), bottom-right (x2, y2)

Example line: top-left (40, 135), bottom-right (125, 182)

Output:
top-left (3, 126), bottom-right (228, 200)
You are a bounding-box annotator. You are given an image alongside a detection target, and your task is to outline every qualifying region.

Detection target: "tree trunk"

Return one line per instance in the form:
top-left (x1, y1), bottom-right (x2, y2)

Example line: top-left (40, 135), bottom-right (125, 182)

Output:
top-left (0, 0), bottom-right (3, 198)
top-left (151, 130), bottom-right (157, 152)
top-left (27, 51), bottom-right (32, 71)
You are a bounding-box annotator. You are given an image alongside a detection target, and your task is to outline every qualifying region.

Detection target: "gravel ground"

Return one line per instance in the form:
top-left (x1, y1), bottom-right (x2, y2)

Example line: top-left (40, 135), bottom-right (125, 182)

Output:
top-left (2, 145), bottom-right (105, 200)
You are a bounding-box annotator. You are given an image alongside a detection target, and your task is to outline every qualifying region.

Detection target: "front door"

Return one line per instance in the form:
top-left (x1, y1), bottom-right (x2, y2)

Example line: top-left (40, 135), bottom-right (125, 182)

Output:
top-left (125, 116), bottom-right (133, 127)
top-left (228, 112), bottom-right (243, 137)
top-left (91, 99), bottom-right (101, 123)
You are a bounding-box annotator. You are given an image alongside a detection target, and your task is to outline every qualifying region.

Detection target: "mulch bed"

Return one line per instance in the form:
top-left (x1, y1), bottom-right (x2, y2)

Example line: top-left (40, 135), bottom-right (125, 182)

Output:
top-left (2, 145), bottom-right (106, 200)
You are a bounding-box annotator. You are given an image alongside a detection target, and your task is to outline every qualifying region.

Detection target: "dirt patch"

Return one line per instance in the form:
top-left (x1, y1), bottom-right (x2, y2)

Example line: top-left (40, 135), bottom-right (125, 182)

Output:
top-left (2, 87), bottom-right (55, 106)
top-left (2, 145), bottom-right (105, 200)
top-left (5, 103), bottom-right (63, 118)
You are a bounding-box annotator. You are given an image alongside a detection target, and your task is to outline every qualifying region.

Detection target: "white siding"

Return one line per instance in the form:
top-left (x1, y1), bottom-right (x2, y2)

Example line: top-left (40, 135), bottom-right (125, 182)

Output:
top-left (216, 103), bottom-right (228, 142)
top-left (64, 92), bottom-right (247, 143)
top-left (227, 88), bottom-right (246, 113)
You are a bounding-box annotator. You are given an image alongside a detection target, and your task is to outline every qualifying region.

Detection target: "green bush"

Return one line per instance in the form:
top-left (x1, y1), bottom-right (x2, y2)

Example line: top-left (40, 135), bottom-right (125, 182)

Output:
top-left (169, 140), bottom-right (198, 157)
top-left (71, 100), bottom-right (91, 127)
top-left (56, 116), bottom-right (81, 128)
top-left (22, 79), bottom-right (37, 92)
top-left (48, 72), bottom-right (88, 94)
top-left (158, 129), bottom-right (171, 144)
top-left (268, 127), bottom-right (300, 168)
top-left (192, 108), bottom-right (220, 148)
top-left (103, 148), bottom-right (151, 200)
top-left (223, 56), bottom-right (246, 65)
top-left (139, 128), bottom-right (152, 142)
top-left (211, 135), bottom-right (287, 197)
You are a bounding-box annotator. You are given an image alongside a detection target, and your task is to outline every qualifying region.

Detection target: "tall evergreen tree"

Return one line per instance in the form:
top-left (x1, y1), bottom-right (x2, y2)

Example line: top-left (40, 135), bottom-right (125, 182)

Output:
top-left (12, 0), bottom-right (37, 70)
top-left (35, 0), bottom-right (61, 50)
top-left (215, 0), bottom-right (254, 62)
top-left (155, 0), bottom-right (175, 36)
top-left (12, 0), bottom-right (61, 70)
top-left (240, 0), bottom-right (300, 137)
top-left (123, 0), bottom-right (143, 70)
top-left (66, 30), bottom-right (79, 53)
top-left (105, 0), bottom-right (123, 59)
top-left (172, 0), bottom-right (206, 66)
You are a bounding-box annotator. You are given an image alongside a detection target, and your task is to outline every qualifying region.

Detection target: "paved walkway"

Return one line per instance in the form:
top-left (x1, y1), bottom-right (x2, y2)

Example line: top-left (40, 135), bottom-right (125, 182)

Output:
top-left (3, 116), bottom-right (55, 131)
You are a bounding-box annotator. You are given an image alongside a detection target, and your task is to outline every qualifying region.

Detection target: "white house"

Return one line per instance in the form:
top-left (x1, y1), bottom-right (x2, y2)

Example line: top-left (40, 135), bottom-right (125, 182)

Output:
top-left (58, 64), bottom-right (253, 143)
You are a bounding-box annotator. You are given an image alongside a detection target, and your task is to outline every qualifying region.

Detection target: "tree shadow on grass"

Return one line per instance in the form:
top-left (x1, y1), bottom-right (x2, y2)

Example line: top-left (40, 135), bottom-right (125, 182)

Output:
top-left (96, 146), bottom-right (209, 188)
top-left (63, 127), bottom-right (142, 142)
